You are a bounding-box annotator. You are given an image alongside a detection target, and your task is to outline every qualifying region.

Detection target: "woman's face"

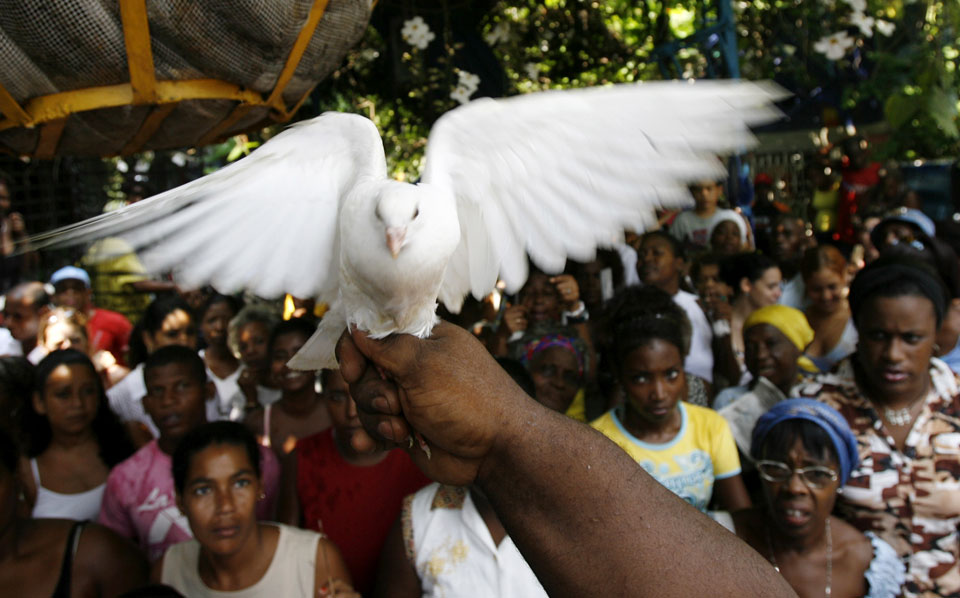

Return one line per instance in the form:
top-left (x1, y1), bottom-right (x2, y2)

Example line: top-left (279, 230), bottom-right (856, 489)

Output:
top-left (33, 364), bottom-right (99, 437)
top-left (711, 221), bottom-right (742, 256)
top-left (201, 301), bottom-right (236, 347)
top-left (145, 309), bottom-right (197, 353)
top-left (43, 321), bottom-right (89, 354)
top-left (520, 274), bottom-right (561, 324)
top-left (746, 267), bottom-right (783, 308)
top-left (856, 295), bottom-right (938, 403)
top-left (178, 443), bottom-right (261, 558)
top-left (805, 269), bottom-right (846, 314)
top-left (529, 347), bottom-right (581, 413)
top-left (744, 324), bottom-right (800, 392)
top-left (761, 436), bottom-right (839, 540)
top-left (620, 339), bottom-right (686, 428)
top-left (270, 332), bottom-right (314, 393)
top-left (237, 321), bottom-right (270, 370)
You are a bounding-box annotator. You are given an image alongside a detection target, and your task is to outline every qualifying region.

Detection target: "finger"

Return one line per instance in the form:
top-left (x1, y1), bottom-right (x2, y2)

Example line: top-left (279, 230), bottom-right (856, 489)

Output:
top-left (353, 376), bottom-right (404, 416)
top-left (335, 329), bottom-right (366, 384)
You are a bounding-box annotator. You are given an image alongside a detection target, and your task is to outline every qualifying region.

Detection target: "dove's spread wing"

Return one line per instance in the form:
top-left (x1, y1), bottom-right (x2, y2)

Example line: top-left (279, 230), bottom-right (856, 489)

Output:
top-left (31, 113), bottom-right (387, 301)
top-left (422, 80), bottom-right (785, 312)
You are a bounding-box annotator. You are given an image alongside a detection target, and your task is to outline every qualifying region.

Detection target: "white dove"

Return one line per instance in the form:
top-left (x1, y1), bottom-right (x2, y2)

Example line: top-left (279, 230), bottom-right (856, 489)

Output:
top-left (33, 80), bottom-right (784, 370)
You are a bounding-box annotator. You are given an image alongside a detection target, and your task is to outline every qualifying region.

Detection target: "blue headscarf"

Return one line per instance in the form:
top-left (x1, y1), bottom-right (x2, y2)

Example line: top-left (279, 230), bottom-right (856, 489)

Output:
top-left (751, 399), bottom-right (859, 485)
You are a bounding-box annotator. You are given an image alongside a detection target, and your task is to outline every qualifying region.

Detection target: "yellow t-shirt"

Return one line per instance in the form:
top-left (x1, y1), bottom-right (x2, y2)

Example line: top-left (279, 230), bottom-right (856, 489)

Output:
top-left (591, 402), bottom-right (741, 511)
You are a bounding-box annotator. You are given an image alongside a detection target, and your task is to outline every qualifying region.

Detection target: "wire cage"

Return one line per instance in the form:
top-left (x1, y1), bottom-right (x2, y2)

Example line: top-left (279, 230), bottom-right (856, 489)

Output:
top-left (0, 0), bottom-right (372, 159)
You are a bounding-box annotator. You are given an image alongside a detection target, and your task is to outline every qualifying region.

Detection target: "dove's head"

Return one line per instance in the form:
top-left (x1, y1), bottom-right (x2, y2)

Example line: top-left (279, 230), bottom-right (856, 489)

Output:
top-left (375, 183), bottom-right (425, 259)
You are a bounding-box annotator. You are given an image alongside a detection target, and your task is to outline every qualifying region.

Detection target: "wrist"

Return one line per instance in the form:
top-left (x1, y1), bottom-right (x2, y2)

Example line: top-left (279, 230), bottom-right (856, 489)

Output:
top-left (562, 301), bottom-right (589, 324)
top-left (476, 387), bottom-right (543, 489)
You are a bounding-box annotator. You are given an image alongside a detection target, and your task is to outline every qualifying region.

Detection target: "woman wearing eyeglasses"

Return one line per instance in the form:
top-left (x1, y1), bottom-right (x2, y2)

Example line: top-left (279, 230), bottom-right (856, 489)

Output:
top-left (795, 256), bottom-right (959, 597)
top-left (722, 399), bottom-right (903, 598)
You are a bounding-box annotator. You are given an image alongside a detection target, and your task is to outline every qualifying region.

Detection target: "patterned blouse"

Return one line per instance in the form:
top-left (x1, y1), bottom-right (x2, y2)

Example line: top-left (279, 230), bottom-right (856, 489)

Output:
top-left (796, 357), bottom-right (960, 598)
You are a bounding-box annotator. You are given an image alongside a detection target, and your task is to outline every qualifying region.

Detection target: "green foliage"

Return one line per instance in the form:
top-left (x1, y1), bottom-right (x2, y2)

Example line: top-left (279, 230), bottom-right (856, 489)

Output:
top-left (298, 0), bottom-right (959, 172)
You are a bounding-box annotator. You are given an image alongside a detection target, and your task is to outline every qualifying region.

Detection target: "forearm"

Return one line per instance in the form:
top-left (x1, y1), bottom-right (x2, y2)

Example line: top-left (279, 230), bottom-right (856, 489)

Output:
top-left (478, 395), bottom-right (794, 598)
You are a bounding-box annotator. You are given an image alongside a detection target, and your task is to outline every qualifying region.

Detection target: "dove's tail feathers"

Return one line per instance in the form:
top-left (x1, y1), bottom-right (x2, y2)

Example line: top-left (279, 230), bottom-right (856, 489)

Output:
top-left (287, 309), bottom-right (346, 371)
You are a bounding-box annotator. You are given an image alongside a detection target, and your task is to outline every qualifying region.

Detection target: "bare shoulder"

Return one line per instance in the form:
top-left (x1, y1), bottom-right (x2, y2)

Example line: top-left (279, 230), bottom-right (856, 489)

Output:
top-left (75, 522), bottom-right (148, 578)
top-left (831, 516), bottom-right (873, 574)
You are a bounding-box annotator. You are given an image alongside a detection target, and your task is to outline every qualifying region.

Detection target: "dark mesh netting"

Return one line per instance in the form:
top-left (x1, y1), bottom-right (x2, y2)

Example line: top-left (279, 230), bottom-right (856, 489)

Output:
top-left (0, 0), bottom-right (371, 157)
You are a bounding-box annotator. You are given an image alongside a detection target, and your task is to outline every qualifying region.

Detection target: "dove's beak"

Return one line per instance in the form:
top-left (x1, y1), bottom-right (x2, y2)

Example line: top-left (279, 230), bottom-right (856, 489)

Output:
top-left (386, 226), bottom-right (406, 258)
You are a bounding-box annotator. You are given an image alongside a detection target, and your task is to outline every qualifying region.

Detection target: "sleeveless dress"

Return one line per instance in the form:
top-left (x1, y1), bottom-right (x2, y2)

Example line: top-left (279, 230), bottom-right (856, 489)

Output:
top-left (161, 523), bottom-right (322, 597)
top-left (30, 458), bottom-right (105, 521)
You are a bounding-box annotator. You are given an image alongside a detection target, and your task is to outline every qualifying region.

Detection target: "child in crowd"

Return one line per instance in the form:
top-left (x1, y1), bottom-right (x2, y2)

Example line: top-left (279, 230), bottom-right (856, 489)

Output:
top-left (4, 281), bottom-right (50, 363)
top-left (636, 231), bottom-right (715, 385)
top-left (197, 294), bottom-right (245, 421)
top-left (245, 318), bottom-right (330, 457)
top-left (38, 308), bottom-right (130, 389)
top-left (517, 330), bottom-right (588, 420)
top-left (670, 179), bottom-right (738, 252)
top-left (278, 368), bottom-right (429, 595)
top-left (229, 305), bottom-right (281, 410)
top-left (19, 349), bottom-right (133, 521)
top-left (49, 265), bottom-right (133, 367)
top-left (591, 286), bottom-right (750, 512)
top-left (156, 421), bottom-right (357, 597)
top-left (0, 426), bottom-right (148, 597)
top-left (99, 346), bottom-right (280, 561)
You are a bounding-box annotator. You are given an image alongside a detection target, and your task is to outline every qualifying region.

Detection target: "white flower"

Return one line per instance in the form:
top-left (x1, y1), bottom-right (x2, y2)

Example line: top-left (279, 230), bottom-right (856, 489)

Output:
top-left (875, 19), bottom-right (895, 36)
top-left (170, 152), bottom-right (188, 167)
top-left (457, 70), bottom-right (480, 93)
top-left (401, 16), bottom-right (436, 50)
top-left (783, 44), bottom-right (797, 56)
top-left (484, 21), bottom-right (510, 46)
top-left (450, 85), bottom-right (474, 105)
top-left (814, 31), bottom-right (855, 60)
top-left (850, 11), bottom-right (875, 37)
top-left (842, 0), bottom-right (866, 12)
top-left (524, 62), bottom-right (539, 80)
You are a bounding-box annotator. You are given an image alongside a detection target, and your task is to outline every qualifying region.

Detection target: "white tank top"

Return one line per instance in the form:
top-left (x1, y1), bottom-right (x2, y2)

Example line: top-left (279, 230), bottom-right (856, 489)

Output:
top-left (30, 458), bottom-right (105, 521)
top-left (161, 523), bottom-right (321, 597)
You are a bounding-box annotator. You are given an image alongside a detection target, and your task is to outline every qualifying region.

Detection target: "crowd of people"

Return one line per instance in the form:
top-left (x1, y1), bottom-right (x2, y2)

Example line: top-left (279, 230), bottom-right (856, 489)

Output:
top-left (0, 142), bottom-right (958, 598)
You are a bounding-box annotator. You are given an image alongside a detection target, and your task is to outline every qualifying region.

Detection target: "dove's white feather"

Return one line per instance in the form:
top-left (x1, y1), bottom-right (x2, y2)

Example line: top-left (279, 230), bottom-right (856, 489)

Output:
top-left (31, 113), bottom-right (387, 304)
top-left (424, 80), bottom-right (785, 311)
top-left (31, 80), bottom-right (785, 370)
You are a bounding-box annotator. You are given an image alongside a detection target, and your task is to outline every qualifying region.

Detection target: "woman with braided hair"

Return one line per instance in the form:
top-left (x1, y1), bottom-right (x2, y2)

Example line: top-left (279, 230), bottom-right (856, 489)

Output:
top-left (590, 286), bottom-right (750, 512)
top-left (795, 255), bottom-right (960, 597)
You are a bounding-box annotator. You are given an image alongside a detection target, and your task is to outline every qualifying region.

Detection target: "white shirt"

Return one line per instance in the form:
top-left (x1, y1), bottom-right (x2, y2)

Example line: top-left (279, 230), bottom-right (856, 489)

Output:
top-left (672, 289), bottom-right (714, 383)
top-left (779, 273), bottom-right (807, 310)
top-left (0, 327), bottom-right (22, 357)
top-left (405, 484), bottom-right (548, 598)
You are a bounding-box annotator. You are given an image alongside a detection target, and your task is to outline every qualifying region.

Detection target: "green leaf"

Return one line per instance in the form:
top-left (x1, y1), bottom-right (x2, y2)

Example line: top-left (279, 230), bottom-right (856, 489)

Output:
top-left (927, 86), bottom-right (960, 138)
top-left (885, 93), bottom-right (919, 129)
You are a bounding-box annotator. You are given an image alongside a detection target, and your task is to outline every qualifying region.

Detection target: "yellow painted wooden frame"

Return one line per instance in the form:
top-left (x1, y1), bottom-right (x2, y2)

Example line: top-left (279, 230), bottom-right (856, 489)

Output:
top-left (0, 0), bottom-right (332, 156)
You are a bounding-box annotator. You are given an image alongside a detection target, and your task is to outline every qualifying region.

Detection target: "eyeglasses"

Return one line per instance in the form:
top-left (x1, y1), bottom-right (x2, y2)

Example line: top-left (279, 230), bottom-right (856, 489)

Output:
top-left (756, 460), bottom-right (838, 489)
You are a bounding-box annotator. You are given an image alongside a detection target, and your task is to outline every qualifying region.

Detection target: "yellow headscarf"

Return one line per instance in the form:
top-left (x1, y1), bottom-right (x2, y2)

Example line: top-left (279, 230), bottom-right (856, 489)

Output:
top-left (744, 305), bottom-right (818, 374)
